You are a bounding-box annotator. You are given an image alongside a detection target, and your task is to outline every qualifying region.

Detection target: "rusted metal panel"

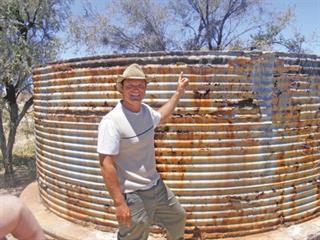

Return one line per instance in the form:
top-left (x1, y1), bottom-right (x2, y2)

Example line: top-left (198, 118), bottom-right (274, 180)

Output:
top-left (33, 51), bottom-right (320, 239)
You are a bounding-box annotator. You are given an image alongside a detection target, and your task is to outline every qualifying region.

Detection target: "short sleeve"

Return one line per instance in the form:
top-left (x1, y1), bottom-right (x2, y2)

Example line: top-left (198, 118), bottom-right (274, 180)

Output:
top-left (97, 117), bottom-right (120, 155)
top-left (144, 104), bottom-right (161, 127)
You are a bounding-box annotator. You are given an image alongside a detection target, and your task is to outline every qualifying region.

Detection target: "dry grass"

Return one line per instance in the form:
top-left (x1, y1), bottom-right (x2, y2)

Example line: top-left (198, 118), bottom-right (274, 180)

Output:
top-left (0, 111), bottom-right (36, 196)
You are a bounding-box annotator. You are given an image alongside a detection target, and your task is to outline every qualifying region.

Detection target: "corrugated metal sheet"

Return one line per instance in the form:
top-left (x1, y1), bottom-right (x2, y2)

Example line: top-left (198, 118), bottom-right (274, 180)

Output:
top-left (33, 51), bottom-right (320, 239)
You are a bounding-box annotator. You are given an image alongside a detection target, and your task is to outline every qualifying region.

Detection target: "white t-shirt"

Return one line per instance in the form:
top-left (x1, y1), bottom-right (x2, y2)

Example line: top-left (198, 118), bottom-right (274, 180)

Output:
top-left (97, 101), bottom-right (161, 193)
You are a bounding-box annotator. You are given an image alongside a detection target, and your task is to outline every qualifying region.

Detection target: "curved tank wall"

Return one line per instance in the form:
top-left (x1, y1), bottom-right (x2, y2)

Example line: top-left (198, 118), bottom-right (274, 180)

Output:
top-left (33, 51), bottom-right (320, 239)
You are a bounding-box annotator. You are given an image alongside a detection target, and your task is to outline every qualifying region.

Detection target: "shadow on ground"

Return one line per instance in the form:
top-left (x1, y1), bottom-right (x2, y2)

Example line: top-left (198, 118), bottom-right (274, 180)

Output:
top-left (0, 156), bottom-right (37, 196)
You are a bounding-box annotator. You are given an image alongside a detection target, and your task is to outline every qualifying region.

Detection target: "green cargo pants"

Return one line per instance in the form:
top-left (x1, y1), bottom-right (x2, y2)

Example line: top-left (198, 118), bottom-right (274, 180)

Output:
top-left (118, 178), bottom-right (186, 240)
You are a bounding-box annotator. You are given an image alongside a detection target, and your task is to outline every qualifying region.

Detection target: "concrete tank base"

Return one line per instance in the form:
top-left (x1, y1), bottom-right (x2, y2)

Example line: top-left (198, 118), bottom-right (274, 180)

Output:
top-left (21, 182), bottom-right (320, 240)
top-left (20, 182), bottom-right (165, 240)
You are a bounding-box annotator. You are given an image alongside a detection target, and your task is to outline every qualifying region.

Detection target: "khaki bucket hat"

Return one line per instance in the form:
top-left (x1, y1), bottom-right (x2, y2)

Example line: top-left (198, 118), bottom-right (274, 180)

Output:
top-left (116, 63), bottom-right (149, 91)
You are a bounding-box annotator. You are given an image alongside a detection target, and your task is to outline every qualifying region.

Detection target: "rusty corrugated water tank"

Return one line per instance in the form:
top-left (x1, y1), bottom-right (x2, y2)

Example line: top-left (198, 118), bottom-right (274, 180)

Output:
top-left (33, 51), bottom-right (320, 239)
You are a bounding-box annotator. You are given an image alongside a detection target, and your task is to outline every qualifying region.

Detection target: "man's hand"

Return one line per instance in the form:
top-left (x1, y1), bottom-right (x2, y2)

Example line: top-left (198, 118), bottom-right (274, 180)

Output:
top-left (115, 201), bottom-right (132, 227)
top-left (157, 71), bottom-right (189, 124)
top-left (176, 71), bottom-right (189, 95)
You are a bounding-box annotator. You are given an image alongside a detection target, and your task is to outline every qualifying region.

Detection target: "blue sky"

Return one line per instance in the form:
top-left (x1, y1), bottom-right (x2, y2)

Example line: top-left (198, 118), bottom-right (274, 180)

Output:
top-left (277, 0), bottom-right (320, 49)
top-left (57, 0), bottom-right (320, 60)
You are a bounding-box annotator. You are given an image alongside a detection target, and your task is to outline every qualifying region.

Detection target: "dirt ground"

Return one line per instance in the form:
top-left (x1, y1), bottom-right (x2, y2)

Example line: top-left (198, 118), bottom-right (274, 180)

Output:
top-left (0, 162), bottom-right (37, 197)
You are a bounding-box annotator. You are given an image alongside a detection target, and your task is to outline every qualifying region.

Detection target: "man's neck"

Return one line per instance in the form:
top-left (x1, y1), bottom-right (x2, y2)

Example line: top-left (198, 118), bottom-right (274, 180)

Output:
top-left (122, 100), bottom-right (141, 113)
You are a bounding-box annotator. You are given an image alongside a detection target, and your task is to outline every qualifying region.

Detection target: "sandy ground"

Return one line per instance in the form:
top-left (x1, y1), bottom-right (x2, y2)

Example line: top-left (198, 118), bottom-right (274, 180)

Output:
top-left (0, 164), bottom-right (36, 197)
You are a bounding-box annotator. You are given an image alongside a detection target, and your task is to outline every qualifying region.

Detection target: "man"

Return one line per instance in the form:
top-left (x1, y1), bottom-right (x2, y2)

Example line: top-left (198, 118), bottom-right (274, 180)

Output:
top-left (97, 63), bottom-right (189, 240)
top-left (0, 195), bottom-right (45, 240)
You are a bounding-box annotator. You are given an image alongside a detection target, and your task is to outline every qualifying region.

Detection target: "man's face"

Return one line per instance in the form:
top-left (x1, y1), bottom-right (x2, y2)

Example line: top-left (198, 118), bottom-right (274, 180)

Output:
top-left (121, 79), bottom-right (147, 103)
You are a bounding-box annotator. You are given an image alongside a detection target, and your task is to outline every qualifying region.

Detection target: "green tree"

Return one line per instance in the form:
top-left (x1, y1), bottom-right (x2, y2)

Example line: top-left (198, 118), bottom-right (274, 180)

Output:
top-left (66, 0), bottom-right (298, 53)
top-left (171, 0), bottom-right (268, 50)
top-left (248, 8), bottom-right (308, 53)
top-left (0, 0), bottom-right (70, 175)
top-left (67, 0), bottom-right (177, 54)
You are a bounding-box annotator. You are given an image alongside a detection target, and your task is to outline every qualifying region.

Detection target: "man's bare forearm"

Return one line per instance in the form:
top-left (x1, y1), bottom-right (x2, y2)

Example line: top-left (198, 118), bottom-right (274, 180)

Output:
top-left (158, 91), bottom-right (184, 124)
top-left (99, 154), bottom-right (131, 225)
top-left (158, 72), bottom-right (189, 124)
top-left (99, 154), bottom-right (125, 206)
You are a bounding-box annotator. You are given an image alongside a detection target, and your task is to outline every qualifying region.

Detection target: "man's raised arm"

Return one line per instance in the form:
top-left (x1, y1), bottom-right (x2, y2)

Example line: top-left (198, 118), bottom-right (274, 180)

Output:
top-left (157, 72), bottom-right (189, 124)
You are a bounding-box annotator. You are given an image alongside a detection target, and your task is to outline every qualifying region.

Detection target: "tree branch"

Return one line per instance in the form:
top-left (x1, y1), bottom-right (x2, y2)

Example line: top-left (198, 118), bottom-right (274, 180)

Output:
top-left (223, 23), bottom-right (264, 48)
top-left (17, 82), bottom-right (33, 98)
top-left (17, 97), bottom-right (33, 125)
top-left (0, 102), bottom-right (7, 158)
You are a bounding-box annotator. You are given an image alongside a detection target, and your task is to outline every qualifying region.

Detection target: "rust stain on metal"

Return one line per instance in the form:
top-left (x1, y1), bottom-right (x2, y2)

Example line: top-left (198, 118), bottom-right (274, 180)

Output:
top-left (33, 51), bottom-right (320, 239)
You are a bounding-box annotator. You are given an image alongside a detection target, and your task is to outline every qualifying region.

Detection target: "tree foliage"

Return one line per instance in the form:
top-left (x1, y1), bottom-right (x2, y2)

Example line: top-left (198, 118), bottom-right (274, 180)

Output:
top-left (66, 0), bottom-right (306, 54)
top-left (249, 8), bottom-right (306, 53)
top-left (171, 0), bottom-right (265, 50)
top-left (67, 0), bottom-right (177, 53)
top-left (0, 0), bottom-right (70, 175)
